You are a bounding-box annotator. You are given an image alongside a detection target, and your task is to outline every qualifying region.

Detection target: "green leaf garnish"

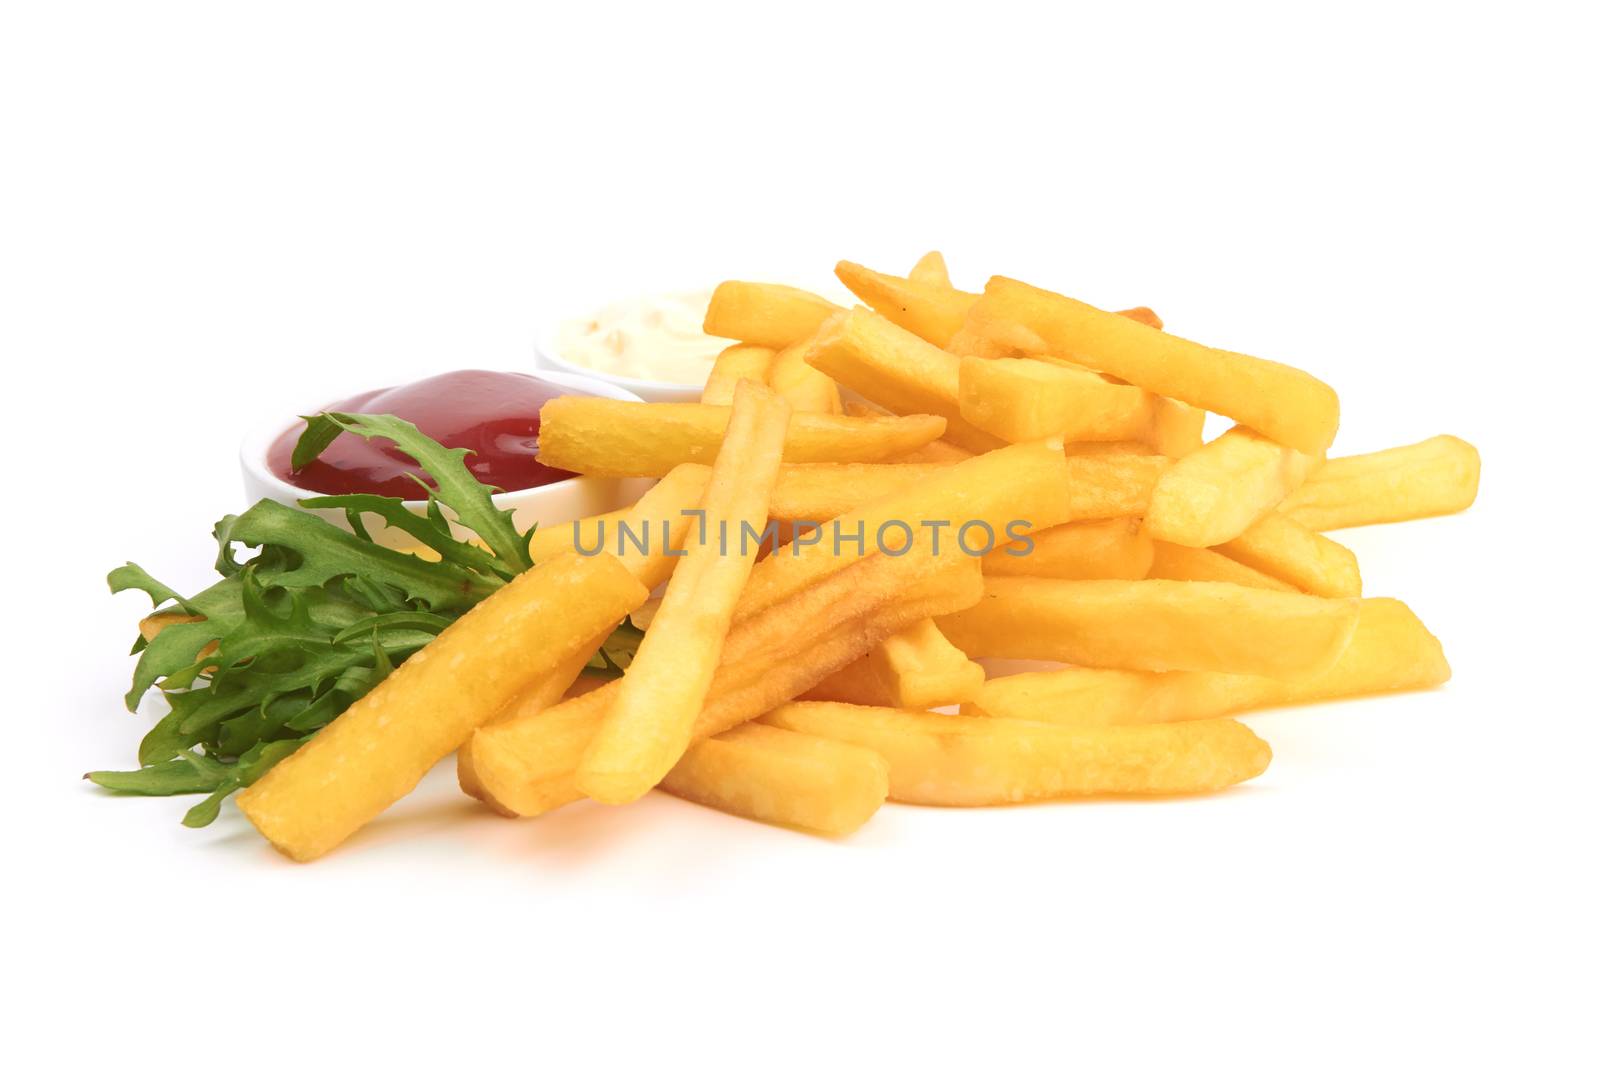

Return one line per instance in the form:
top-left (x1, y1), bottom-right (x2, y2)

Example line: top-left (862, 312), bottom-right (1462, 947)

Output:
top-left (92, 412), bottom-right (627, 829)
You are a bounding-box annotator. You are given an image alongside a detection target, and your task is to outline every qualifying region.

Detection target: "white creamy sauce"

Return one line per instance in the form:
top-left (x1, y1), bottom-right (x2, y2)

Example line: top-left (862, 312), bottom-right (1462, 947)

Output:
top-left (555, 291), bottom-right (723, 385)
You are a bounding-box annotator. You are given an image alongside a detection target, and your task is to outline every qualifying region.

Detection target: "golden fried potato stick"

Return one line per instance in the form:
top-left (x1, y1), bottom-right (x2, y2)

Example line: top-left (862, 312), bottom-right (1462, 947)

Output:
top-left (701, 344), bottom-right (775, 405)
top-left (965, 598), bottom-right (1449, 728)
top-left (456, 637), bottom-right (602, 816)
top-left (939, 577), bottom-right (1360, 677)
top-left (1214, 512), bottom-right (1361, 598)
top-left (1147, 398), bottom-right (1206, 458)
top-left (807, 308), bottom-right (1007, 453)
top-left (768, 328), bottom-right (845, 413)
top-left (578, 382), bottom-right (791, 805)
top-left (949, 301), bottom-right (1163, 359)
top-left (908, 250), bottom-right (952, 290)
top-left (733, 438), bottom-right (1074, 624)
top-left (660, 723), bottom-right (889, 836)
top-left (985, 517), bottom-right (1154, 581)
top-left (1145, 426), bottom-right (1321, 547)
top-left (236, 552), bottom-right (649, 861)
top-left (467, 550), bottom-right (983, 817)
top-left (1147, 541), bottom-right (1296, 592)
top-left (1057, 453), bottom-right (1172, 521)
top-left (1278, 434), bottom-right (1481, 531)
top-left (767, 462), bottom-right (955, 522)
top-left (958, 355), bottom-right (1154, 445)
top-left (843, 400), bottom-right (974, 462)
top-left (526, 463), bottom-right (712, 588)
top-left (835, 260), bottom-right (977, 348)
top-left (805, 620), bottom-right (981, 708)
top-left (762, 703), bottom-right (1271, 804)
top-left (802, 654), bottom-right (899, 707)
top-left (980, 276), bottom-right (1340, 453)
top-left (537, 397), bottom-right (945, 477)
top-left (703, 281), bottom-right (844, 349)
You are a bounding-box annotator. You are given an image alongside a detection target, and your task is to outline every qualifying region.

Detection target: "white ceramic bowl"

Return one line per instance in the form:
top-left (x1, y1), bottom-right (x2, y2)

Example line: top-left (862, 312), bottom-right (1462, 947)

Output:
top-left (533, 341), bottom-right (704, 404)
top-left (240, 368), bottom-right (653, 552)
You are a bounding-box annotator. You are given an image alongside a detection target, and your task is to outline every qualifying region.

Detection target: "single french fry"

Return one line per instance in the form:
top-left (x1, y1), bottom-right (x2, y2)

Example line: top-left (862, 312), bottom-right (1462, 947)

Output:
top-left (578, 383), bottom-right (791, 805)
top-left (1118, 306), bottom-right (1163, 330)
top-left (768, 328), bottom-right (845, 413)
top-left (958, 355), bottom-right (1154, 444)
top-left (703, 281), bottom-right (843, 349)
top-left (1145, 425), bottom-right (1321, 547)
top-left (1278, 435), bottom-right (1481, 531)
top-left (845, 399), bottom-right (972, 462)
top-left (762, 703), bottom-right (1271, 804)
top-left (701, 344), bottom-right (774, 405)
top-left (939, 577), bottom-right (1360, 677)
top-left (1215, 512), bottom-right (1361, 598)
top-left (985, 517), bottom-right (1154, 580)
top-left (467, 550), bottom-right (984, 817)
top-left (660, 723), bottom-right (889, 836)
top-left (767, 462), bottom-right (955, 522)
top-left (802, 654), bottom-right (900, 707)
top-left (1058, 453), bottom-right (1172, 521)
top-left (806, 308), bottom-right (1007, 453)
top-left (966, 598), bottom-right (1449, 728)
top-left (872, 619), bottom-right (985, 708)
top-left (1061, 441), bottom-right (1156, 457)
top-left (1146, 398), bottom-right (1205, 458)
top-left (980, 276), bottom-right (1340, 453)
top-left (236, 552), bottom-right (649, 861)
top-left (526, 463), bottom-right (712, 589)
top-left (537, 397), bottom-right (945, 477)
top-left (734, 439), bottom-right (1075, 623)
top-left (1148, 541), bottom-right (1295, 591)
top-left (950, 301), bottom-right (1163, 359)
top-left (456, 636), bottom-right (603, 815)
top-left (908, 250), bottom-right (952, 290)
top-left (834, 260), bottom-right (978, 348)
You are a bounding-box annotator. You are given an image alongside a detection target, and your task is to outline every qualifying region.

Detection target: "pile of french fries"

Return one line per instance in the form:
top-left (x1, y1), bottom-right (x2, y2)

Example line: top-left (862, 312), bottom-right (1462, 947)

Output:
top-left (238, 252), bottom-right (1480, 861)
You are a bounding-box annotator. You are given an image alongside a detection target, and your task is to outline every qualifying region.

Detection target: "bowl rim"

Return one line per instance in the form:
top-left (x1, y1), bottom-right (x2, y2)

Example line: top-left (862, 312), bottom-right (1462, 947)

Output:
top-left (239, 367), bottom-right (645, 504)
top-left (533, 342), bottom-right (705, 401)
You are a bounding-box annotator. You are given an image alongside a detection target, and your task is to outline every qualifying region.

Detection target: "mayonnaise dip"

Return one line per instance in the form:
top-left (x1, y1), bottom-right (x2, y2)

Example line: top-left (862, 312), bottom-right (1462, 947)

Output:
top-left (555, 291), bottom-right (724, 386)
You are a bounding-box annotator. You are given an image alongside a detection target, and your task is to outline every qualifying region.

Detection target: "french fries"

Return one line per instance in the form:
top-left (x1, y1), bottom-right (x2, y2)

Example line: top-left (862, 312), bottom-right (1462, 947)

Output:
top-left (768, 329), bottom-right (845, 413)
top-left (703, 281), bottom-right (843, 349)
top-left (537, 397), bottom-right (945, 477)
top-left (807, 619), bottom-right (983, 709)
top-left (1147, 541), bottom-right (1295, 591)
top-left (236, 552), bottom-right (649, 861)
top-left (1214, 512), bottom-right (1362, 598)
top-left (762, 703), bottom-right (1272, 804)
top-left (526, 463), bottom-right (712, 589)
top-left (466, 549), bottom-right (984, 817)
top-left (958, 355), bottom-right (1154, 444)
top-left (701, 344), bottom-right (774, 405)
top-left (979, 276), bottom-right (1340, 453)
top-left (938, 577), bottom-right (1360, 677)
top-left (212, 249), bottom-right (1482, 858)
top-left (734, 439), bottom-right (1073, 623)
top-left (806, 308), bottom-right (1007, 452)
top-left (984, 517), bottom-right (1154, 580)
top-left (1145, 425), bottom-right (1321, 547)
top-left (660, 723), bottom-right (889, 836)
top-left (908, 250), bottom-right (952, 290)
top-left (1278, 435), bottom-right (1481, 531)
top-left (767, 462), bottom-right (955, 522)
top-left (965, 598), bottom-right (1449, 728)
top-left (578, 383), bottom-right (791, 805)
top-left (835, 261), bottom-right (977, 348)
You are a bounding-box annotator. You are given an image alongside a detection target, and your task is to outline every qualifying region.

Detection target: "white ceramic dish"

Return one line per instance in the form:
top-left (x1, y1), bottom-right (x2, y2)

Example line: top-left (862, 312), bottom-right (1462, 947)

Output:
top-left (239, 368), bottom-right (653, 552)
top-left (533, 338), bottom-right (704, 404)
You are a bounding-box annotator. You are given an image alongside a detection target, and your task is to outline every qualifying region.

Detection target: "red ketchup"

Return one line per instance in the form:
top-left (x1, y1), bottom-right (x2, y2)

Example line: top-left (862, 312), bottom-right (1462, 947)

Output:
top-left (268, 369), bottom-right (588, 500)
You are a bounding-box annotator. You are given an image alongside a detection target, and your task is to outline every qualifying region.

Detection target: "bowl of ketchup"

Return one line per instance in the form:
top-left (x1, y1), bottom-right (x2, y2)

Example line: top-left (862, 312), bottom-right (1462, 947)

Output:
top-left (241, 368), bottom-right (651, 551)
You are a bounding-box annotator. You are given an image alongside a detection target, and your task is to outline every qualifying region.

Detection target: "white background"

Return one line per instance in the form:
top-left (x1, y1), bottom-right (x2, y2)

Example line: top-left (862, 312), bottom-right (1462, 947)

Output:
top-left (5, 3), bottom-right (1596, 1064)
